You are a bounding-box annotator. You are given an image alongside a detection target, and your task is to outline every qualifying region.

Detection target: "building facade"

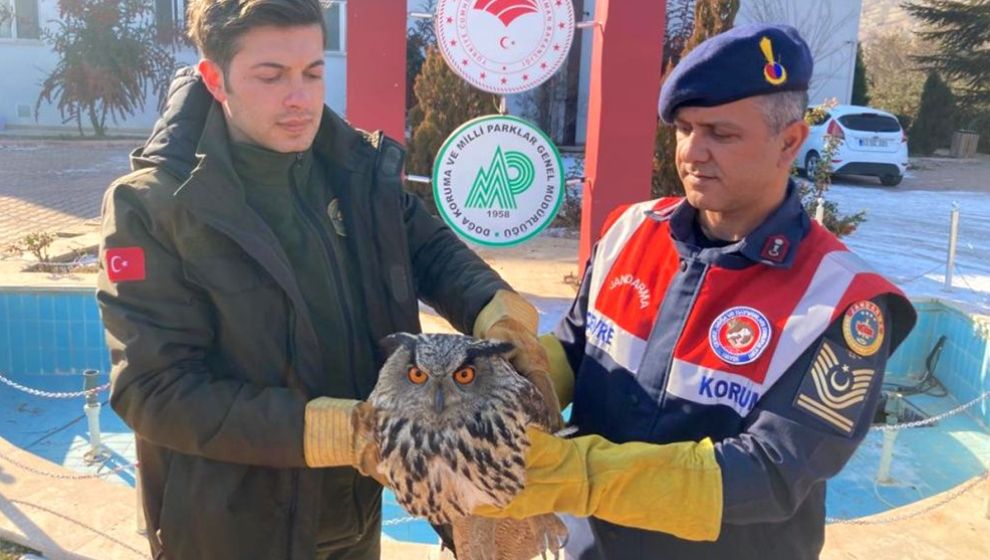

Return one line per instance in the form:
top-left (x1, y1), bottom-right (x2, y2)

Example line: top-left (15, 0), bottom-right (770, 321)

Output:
top-left (0, 0), bottom-right (346, 133)
top-left (1, 0), bottom-right (862, 138)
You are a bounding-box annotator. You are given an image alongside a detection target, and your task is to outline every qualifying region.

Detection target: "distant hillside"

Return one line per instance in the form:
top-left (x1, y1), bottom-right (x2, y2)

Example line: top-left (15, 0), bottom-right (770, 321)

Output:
top-left (860, 0), bottom-right (920, 43)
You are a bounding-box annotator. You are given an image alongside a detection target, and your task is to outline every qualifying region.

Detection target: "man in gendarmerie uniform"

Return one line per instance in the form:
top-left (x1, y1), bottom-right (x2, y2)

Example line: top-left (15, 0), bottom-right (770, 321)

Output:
top-left (476, 23), bottom-right (917, 560)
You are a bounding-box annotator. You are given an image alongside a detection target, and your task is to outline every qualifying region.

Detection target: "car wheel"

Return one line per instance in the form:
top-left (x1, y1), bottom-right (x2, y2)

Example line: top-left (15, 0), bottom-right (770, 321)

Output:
top-left (805, 151), bottom-right (821, 178)
top-left (880, 174), bottom-right (903, 186)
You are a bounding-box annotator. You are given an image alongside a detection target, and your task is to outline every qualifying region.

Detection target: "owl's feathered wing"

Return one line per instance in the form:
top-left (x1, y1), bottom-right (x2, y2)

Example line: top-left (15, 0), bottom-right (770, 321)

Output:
top-left (449, 370), bottom-right (567, 560)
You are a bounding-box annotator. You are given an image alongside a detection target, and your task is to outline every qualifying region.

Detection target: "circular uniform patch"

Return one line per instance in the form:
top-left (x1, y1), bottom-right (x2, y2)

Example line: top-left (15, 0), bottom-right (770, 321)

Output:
top-left (709, 306), bottom-right (772, 365)
top-left (433, 115), bottom-right (564, 246)
top-left (435, 0), bottom-right (575, 95)
top-left (842, 300), bottom-right (885, 357)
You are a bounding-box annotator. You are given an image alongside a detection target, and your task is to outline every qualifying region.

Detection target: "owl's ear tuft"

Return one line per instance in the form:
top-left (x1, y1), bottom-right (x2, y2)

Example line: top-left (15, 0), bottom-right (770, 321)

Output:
top-left (466, 339), bottom-right (515, 360)
top-left (379, 332), bottom-right (418, 356)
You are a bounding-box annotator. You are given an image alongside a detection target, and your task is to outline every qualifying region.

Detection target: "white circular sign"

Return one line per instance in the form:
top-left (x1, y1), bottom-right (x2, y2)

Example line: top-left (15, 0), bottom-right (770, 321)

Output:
top-left (435, 0), bottom-right (576, 95)
top-left (433, 115), bottom-right (564, 247)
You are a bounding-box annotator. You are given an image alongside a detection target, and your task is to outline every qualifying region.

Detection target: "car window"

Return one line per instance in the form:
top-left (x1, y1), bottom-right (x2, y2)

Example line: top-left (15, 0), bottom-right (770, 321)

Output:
top-left (838, 113), bottom-right (901, 133)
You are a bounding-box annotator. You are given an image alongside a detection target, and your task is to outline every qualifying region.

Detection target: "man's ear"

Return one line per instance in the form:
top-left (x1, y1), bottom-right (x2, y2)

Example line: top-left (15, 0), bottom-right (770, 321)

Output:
top-left (779, 119), bottom-right (809, 169)
top-left (198, 59), bottom-right (227, 103)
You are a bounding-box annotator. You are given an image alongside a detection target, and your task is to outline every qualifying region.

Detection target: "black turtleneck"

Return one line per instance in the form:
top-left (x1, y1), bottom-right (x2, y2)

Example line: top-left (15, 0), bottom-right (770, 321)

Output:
top-left (230, 142), bottom-right (370, 400)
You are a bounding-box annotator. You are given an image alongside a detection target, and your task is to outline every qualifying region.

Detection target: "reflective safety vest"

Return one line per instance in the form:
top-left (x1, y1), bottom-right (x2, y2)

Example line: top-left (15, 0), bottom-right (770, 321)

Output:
top-left (577, 197), bottom-right (904, 441)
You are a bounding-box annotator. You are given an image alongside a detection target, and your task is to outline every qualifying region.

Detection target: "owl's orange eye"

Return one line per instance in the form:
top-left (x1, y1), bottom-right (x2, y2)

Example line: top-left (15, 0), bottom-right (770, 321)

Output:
top-left (407, 367), bottom-right (428, 384)
top-left (453, 366), bottom-right (476, 385)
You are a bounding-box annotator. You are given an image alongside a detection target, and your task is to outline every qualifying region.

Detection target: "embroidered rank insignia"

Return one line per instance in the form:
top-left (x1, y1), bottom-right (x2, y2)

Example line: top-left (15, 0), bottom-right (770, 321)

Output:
top-left (760, 234), bottom-right (790, 263)
top-left (327, 198), bottom-right (347, 237)
top-left (709, 306), bottom-right (772, 365)
top-left (842, 300), bottom-right (885, 357)
top-left (794, 339), bottom-right (877, 434)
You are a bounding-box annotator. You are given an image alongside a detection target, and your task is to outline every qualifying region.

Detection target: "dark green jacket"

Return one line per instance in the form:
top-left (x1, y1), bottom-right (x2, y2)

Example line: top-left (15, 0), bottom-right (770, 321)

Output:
top-left (97, 69), bottom-right (508, 559)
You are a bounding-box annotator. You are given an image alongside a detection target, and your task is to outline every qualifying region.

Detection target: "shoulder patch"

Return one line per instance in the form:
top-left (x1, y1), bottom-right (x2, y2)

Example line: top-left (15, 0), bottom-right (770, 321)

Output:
top-left (105, 247), bottom-right (147, 283)
top-left (793, 339), bottom-right (877, 435)
top-left (842, 300), bottom-right (885, 357)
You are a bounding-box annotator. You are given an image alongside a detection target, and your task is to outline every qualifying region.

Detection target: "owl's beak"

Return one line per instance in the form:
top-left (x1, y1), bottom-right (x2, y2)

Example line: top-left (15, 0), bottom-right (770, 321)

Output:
top-left (433, 386), bottom-right (445, 413)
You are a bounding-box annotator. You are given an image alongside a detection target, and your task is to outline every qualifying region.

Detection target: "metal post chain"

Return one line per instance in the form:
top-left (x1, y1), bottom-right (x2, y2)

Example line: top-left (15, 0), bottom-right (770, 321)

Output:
top-left (895, 262), bottom-right (944, 286)
top-left (870, 391), bottom-right (990, 431)
top-left (381, 515), bottom-right (419, 527)
top-left (0, 450), bottom-right (138, 480)
top-left (827, 468), bottom-right (989, 525)
top-left (0, 371), bottom-right (110, 399)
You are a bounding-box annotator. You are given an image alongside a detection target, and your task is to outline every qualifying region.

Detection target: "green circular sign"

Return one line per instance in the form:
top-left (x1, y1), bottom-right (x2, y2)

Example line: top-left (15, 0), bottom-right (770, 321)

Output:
top-left (432, 115), bottom-right (565, 247)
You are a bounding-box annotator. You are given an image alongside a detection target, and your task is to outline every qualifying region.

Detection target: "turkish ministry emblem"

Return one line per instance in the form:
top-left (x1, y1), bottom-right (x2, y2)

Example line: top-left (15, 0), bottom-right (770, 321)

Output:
top-left (709, 306), bottom-right (772, 365)
top-left (435, 0), bottom-right (575, 94)
top-left (105, 247), bottom-right (146, 283)
top-left (433, 115), bottom-right (564, 246)
top-left (842, 300), bottom-right (885, 357)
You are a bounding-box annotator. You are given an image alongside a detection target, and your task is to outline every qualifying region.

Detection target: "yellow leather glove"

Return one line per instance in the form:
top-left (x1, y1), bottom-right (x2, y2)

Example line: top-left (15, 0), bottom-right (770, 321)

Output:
top-left (539, 334), bottom-right (575, 409)
top-left (303, 397), bottom-right (386, 485)
top-left (474, 290), bottom-right (562, 423)
top-left (475, 427), bottom-right (723, 542)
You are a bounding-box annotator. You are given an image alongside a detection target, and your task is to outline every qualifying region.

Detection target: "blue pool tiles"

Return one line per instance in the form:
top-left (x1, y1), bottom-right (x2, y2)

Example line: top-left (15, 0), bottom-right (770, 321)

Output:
top-left (887, 299), bottom-right (990, 428)
top-left (0, 288), bottom-right (111, 377)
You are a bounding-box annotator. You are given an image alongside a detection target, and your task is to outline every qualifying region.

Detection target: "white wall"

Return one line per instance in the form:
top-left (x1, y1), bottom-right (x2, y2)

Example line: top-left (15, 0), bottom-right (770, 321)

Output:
top-left (0, 0), bottom-right (347, 133)
top-left (736, 0), bottom-right (862, 106)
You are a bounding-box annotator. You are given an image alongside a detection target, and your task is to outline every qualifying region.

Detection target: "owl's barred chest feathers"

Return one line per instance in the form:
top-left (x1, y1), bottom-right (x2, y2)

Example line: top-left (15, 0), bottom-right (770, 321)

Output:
top-left (374, 405), bottom-right (532, 524)
top-left (366, 333), bottom-right (553, 526)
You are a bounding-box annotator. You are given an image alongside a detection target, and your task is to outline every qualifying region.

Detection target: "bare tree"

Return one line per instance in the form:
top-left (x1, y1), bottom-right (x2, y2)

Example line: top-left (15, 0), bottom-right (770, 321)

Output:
top-left (0, 2), bottom-right (12, 29)
top-left (741, 0), bottom-right (857, 103)
top-left (664, 0), bottom-right (698, 71)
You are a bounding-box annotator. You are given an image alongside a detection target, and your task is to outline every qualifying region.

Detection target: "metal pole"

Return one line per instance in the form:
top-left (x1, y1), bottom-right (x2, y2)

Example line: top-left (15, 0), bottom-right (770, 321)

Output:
top-left (136, 469), bottom-right (147, 535)
top-left (499, 96), bottom-right (508, 115)
top-left (985, 467), bottom-right (989, 520)
top-left (944, 204), bottom-right (959, 291)
top-left (83, 369), bottom-right (105, 464)
top-left (876, 394), bottom-right (901, 485)
top-left (405, 174), bottom-right (432, 184)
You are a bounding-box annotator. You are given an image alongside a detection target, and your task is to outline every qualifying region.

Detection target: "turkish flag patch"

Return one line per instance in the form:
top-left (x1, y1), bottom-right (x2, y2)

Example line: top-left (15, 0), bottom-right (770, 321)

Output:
top-left (105, 247), bottom-right (146, 283)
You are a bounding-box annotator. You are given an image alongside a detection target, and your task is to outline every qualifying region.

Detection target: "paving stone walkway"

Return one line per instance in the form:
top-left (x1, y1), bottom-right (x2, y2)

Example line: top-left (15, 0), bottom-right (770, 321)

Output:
top-left (0, 140), bottom-right (135, 247)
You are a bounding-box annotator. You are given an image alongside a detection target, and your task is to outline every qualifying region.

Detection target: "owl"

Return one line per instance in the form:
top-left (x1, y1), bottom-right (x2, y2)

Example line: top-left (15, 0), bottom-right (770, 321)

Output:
top-left (367, 332), bottom-right (567, 560)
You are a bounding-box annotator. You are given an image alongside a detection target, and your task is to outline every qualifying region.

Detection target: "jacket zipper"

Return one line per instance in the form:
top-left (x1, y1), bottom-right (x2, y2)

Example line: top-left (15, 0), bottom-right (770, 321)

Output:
top-left (286, 302), bottom-right (298, 559)
top-left (289, 159), bottom-right (359, 396)
top-left (287, 470), bottom-right (299, 558)
top-left (652, 260), bottom-right (710, 420)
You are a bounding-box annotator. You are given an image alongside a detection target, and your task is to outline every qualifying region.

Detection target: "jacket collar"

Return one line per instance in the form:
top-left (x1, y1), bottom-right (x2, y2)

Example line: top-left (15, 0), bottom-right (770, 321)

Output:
top-left (667, 180), bottom-right (810, 269)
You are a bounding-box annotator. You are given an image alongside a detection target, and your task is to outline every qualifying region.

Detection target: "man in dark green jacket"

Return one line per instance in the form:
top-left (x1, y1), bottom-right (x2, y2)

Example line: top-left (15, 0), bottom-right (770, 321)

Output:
top-left (96, 1), bottom-right (554, 558)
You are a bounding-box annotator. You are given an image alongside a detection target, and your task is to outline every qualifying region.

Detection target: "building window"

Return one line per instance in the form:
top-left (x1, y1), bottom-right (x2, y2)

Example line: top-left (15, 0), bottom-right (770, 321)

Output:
top-left (0, 0), bottom-right (40, 40)
top-left (155, 0), bottom-right (185, 44)
top-left (324, 1), bottom-right (344, 53)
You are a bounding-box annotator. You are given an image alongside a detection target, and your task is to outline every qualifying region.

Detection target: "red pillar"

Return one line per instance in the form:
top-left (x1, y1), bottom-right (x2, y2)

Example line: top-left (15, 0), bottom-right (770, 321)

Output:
top-left (580, 0), bottom-right (666, 268)
top-left (345, 0), bottom-right (407, 144)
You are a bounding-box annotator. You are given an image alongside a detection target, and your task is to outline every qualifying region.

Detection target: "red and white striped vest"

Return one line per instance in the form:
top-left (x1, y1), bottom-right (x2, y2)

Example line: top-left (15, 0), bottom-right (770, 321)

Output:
top-left (585, 198), bottom-right (902, 417)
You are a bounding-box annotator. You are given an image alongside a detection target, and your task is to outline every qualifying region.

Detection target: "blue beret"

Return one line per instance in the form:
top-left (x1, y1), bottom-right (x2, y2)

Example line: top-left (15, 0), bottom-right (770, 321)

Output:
top-left (658, 23), bottom-right (813, 123)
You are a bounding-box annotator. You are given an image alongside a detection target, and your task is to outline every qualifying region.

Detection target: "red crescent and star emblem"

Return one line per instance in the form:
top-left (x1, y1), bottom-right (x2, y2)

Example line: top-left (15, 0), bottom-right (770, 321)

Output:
top-left (105, 247), bottom-right (146, 283)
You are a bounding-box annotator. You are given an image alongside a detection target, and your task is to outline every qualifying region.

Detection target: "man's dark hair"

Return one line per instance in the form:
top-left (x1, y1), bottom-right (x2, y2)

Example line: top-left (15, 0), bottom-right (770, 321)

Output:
top-left (186, 0), bottom-right (326, 72)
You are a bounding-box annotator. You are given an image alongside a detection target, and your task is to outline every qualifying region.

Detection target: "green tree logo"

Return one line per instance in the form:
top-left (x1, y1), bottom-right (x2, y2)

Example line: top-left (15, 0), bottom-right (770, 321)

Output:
top-left (465, 146), bottom-right (535, 209)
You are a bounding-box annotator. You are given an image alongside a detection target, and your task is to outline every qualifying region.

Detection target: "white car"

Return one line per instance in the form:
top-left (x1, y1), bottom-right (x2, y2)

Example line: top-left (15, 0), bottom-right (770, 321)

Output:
top-left (797, 104), bottom-right (909, 186)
